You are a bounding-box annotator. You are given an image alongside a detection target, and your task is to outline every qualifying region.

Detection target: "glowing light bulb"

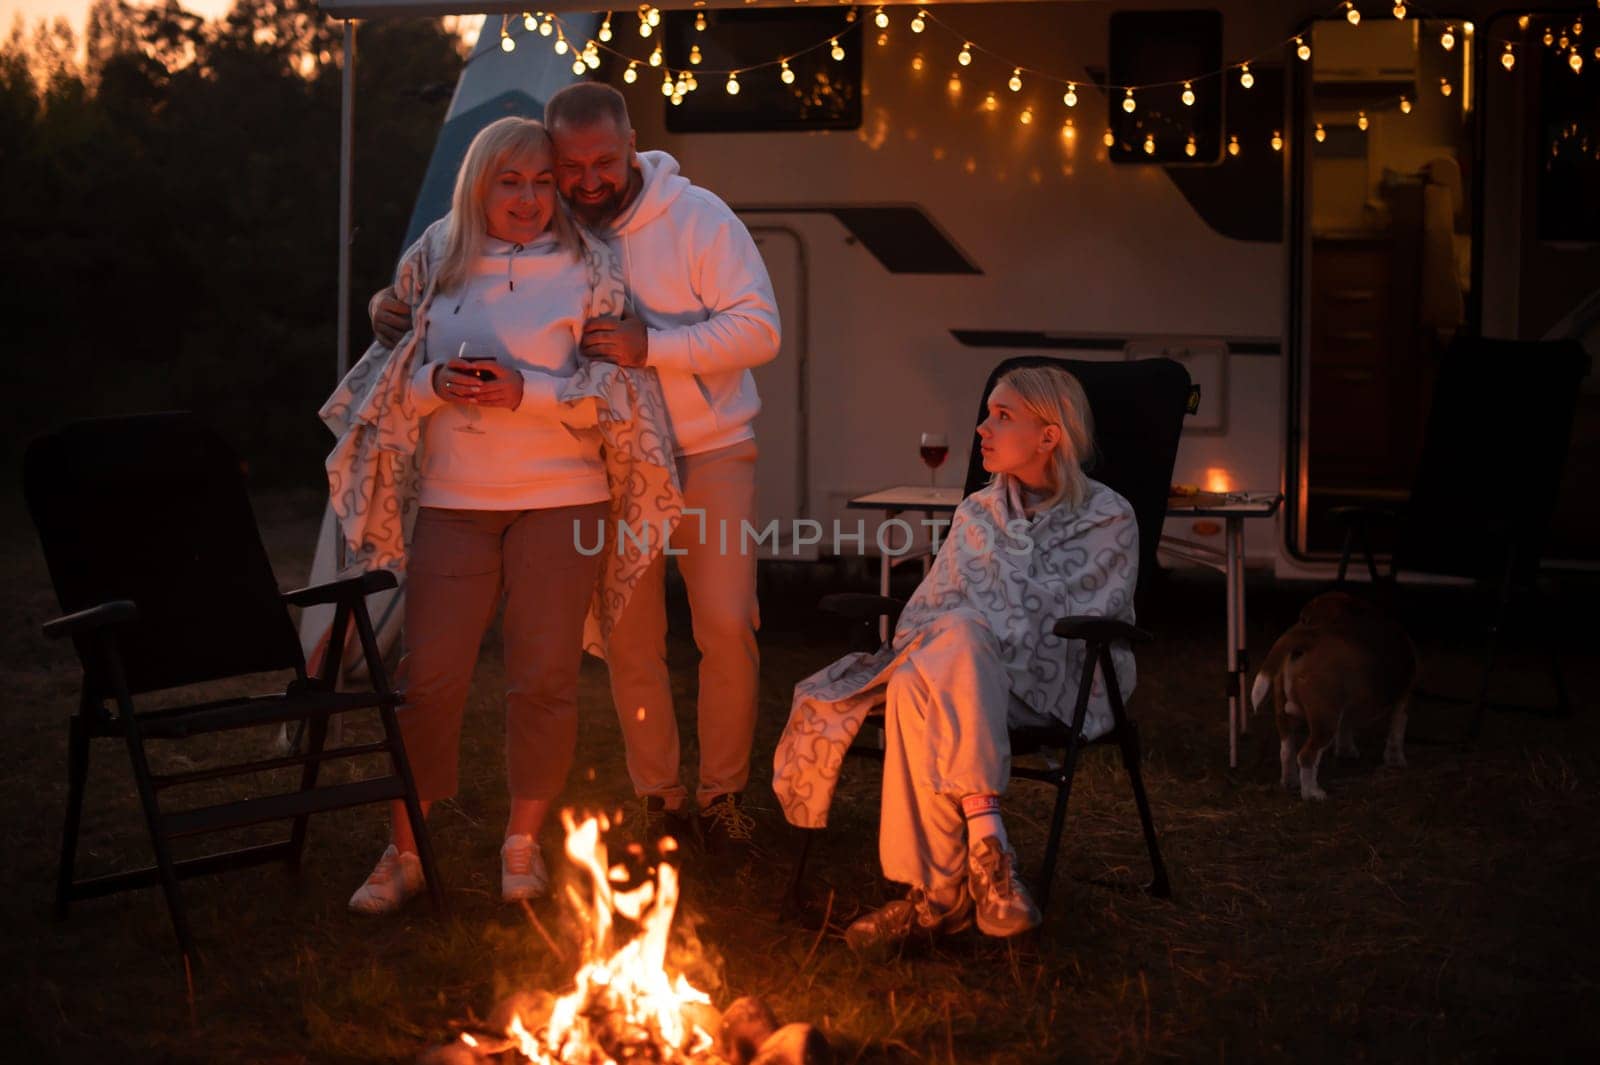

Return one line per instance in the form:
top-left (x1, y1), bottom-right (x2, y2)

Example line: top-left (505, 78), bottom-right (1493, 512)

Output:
top-left (523, 12), bottom-right (536, 32)
top-left (1518, 16), bottom-right (1529, 31)
top-left (1399, 95), bottom-right (1412, 113)
top-left (877, 32), bottom-right (888, 48)
top-left (500, 33), bottom-right (515, 53)
top-left (539, 16), bottom-right (553, 37)
top-left (585, 49), bottom-right (600, 70)
top-left (695, 11), bottom-right (706, 32)
top-left (1020, 107), bottom-right (1033, 125)
top-left (1185, 135), bottom-right (1197, 157)
top-left (958, 43), bottom-right (972, 66)
top-left (1441, 25), bottom-right (1456, 51)
top-left (1063, 83), bottom-right (1078, 107)
top-left (947, 72), bottom-right (961, 95)
top-left (1061, 119), bottom-right (1075, 140)
top-left (554, 34), bottom-right (568, 55)
top-left (982, 91), bottom-right (998, 112)
top-left (1346, 3), bottom-right (1361, 27)
top-left (647, 6), bottom-right (660, 28)
top-left (874, 7), bottom-right (888, 30)
top-left (1239, 64), bottom-right (1253, 89)
top-left (1227, 134), bottom-right (1240, 156)
top-left (1440, 77), bottom-right (1453, 96)
top-left (781, 60), bottom-right (795, 84)
top-left (571, 58), bottom-right (585, 75)
top-left (1296, 36), bottom-right (1311, 61)
top-left (1182, 81), bottom-right (1195, 106)
top-left (1572, 50), bottom-right (1585, 73)
top-left (832, 39), bottom-right (845, 62)
top-left (911, 11), bottom-right (926, 34)
top-left (598, 17), bottom-right (612, 42)
top-left (638, 16), bottom-right (652, 39)
top-left (1357, 110), bottom-right (1369, 130)
top-left (670, 92), bottom-right (683, 107)
top-left (1392, 1), bottom-right (1406, 18)
top-left (1575, 19), bottom-right (1584, 36)
top-left (689, 44), bottom-right (701, 65)
top-left (675, 75), bottom-right (687, 95)
top-left (1544, 28), bottom-right (1554, 47)
top-left (649, 45), bottom-right (662, 67)
top-left (1123, 88), bottom-right (1136, 113)
top-left (1103, 128), bottom-right (1115, 148)
top-left (1315, 122), bottom-right (1327, 142)
top-left (911, 53), bottom-right (924, 73)
top-left (1009, 68), bottom-right (1022, 92)
top-left (1503, 44), bottom-right (1516, 71)
top-left (1144, 134), bottom-right (1156, 155)
top-left (725, 72), bottom-right (739, 95)
top-left (661, 72), bottom-right (673, 97)
top-left (1271, 130), bottom-right (1283, 151)
top-left (623, 62), bottom-right (638, 84)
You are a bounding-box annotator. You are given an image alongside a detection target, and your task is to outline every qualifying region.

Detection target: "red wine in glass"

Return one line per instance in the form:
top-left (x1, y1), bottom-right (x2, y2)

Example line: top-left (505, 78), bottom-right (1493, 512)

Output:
top-left (919, 432), bottom-right (949, 488)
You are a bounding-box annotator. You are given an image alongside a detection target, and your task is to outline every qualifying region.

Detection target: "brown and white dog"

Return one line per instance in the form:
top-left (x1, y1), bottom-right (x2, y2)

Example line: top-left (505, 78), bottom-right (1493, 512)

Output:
top-left (1251, 592), bottom-right (1417, 800)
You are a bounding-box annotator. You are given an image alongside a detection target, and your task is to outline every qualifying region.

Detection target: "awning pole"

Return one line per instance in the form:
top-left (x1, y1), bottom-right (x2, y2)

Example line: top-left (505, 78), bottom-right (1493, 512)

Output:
top-left (337, 19), bottom-right (357, 382)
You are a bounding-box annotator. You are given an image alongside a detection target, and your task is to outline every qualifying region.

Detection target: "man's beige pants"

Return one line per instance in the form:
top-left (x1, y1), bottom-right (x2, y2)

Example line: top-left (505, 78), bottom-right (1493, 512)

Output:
top-left (607, 439), bottom-right (760, 809)
top-left (880, 614), bottom-right (1054, 904)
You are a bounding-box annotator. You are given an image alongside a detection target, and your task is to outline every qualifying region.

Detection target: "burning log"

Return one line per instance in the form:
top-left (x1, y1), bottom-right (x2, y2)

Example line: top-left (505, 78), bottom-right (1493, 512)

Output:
top-left (719, 998), bottom-right (832, 1065)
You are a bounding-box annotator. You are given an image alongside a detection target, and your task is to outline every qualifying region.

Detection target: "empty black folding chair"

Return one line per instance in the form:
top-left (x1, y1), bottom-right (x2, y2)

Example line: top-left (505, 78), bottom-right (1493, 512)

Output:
top-left (24, 412), bottom-right (443, 970)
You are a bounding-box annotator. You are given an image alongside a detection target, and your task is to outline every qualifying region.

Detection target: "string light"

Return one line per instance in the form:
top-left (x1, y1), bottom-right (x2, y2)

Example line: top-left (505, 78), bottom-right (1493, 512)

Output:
top-left (1572, 50), bottom-right (1585, 73)
top-left (1315, 122), bottom-right (1327, 142)
top-left (1357, 110), bottom-right (1369, 130)
top-left (1271, 130), bottom-right (1283, 151)
top-left (725, 71), bottom-right (740, 95)
top-left (598, 14), bottom-right (612, 42)
top-left (523, 11), bottom-right (536, 32)
top-left (584, 43), bottom-right (601, 69)
top-left (947, 72), bottom-right (961, 95)
top-left (1399, 95), bottom-right (1412, 113)
top-left (623, 61), bottom-right (638, 83)
top-left (1502, 44), bottom-right (1516, 71)
top-left (695, 11), bottom-right (706, 32)
top-left (1392, 1), bottom-right (1406, 18)
top-left (1019, 107), bottom-right (1033, 125)
top-left (647, 5), bottom-right (660, 27)
top-left (500, 27), bottom-right (516, 52)
top-left (1441, 24), bottom-right (1456, 51)
top-left (1009, 68), bottom-right (1022, 92)
top-left (1185, 135), bottom-right (1197, 157)
top-left (1519, 15), bottom-right (1529, 31)
top-left (983, 91), bottom-right (998, 112)
top-left (689, 44), bottom-right (702, 65)
top-left (877, 32), bottom-right (888, 48)
top-left (1063, 83), bottom-right (1078, 107)
top-left (1440, 77), bottom-right (1453, 96)
top-left (1144, 134), bottom-right (1156, 155)
top-left (661, 70), bottom-right (673, 96)
top-left (554, 32), bottom-right (568, 55)
top-left (1123, 88), bottom-right (1136, 113)
top-left (1346, 3), bottom-right (1361, 27)
top-left (958, 42), bottom-right (972, 66)
top-left (1182, 81), bottom-right (1195, 106)
top-left (832, 38), bottom-right (845, 62)
top-left (649, 44), bottom-right (663, 67)
top-left (874, 6), bottom-right (889, 30)
top-left (1544, 28), bottom-right (1554, 47)
top-left (638, 10), bottom-right (652, 38)
top-left (1296, 36), bottom-right (1311, 61)
top-left (1103, 128), bottom-right (1115, 148)
top-left (1227, 134), bottom-right (1240, 156)
top-left (1239, 63), bottom-right (1253, 89)
top-left (781, 59), bottom-right (795, 83)
top-left (572, 57), bottom-right (586, 75)
top-left (911, 11), bottom-right (926, 34)
top-left (911, 53), bottom-right (924, 72)
top-left (539, 14), bottom-right (553, 37)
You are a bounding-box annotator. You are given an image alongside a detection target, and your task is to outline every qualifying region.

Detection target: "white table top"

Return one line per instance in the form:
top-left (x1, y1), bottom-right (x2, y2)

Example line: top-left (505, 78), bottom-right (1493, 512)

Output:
top-left (847, 485), bottom-right (965, 511)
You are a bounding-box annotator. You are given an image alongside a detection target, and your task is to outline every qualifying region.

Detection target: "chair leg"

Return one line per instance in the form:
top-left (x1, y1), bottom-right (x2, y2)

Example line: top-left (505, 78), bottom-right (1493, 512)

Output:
top-left (1336, 526), bottom-right (1355, 586)
top-left (56, 713), bottom-right (91, 920)
top-left (287, 712), bottom-right (331, 873)
top-left (781, 828), bottom-right (819, 921)
top-left (378, 701), bottom-right (445, 913)
top-left (122, 721), bottom-right (199, 971)
top-left (1116, 719), bottom-right (1171, 899)
top-left (1034, 741), bottom-right (1083, 912)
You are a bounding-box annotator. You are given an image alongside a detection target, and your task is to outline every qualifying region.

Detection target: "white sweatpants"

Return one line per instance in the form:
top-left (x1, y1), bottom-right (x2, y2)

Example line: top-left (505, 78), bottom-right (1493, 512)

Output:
top-left (879, 614), bottom-right (1055, 904)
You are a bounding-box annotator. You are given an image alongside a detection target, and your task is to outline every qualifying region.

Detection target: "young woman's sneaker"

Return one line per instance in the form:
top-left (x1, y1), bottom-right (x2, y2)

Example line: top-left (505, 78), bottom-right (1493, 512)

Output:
top-left (348, 844), bottom-right (424, 914)
top-left (698, 792), bottom-right (756, 857)
top-left (500, 834), bottom-right (549, 901)
top-left (967, 835), bottom-right (1043, 937)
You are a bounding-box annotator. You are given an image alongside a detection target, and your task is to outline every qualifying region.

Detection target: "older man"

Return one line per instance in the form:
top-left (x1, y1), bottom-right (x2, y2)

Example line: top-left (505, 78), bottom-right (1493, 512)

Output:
top-left (371, 83), bottom-right (780, 856)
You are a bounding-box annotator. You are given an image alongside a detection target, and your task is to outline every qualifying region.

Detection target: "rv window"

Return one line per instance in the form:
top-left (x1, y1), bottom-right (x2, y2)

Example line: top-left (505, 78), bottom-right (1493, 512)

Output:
top-left (661, 10), bottom-right (863, 134)
top-left (1107, 10), bottom-right (1225, 165)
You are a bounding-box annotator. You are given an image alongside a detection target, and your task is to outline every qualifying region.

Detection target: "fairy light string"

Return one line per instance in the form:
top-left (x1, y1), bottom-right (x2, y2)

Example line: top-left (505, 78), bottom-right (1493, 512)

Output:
top-left (487, 4), bottom-right (1588, 144)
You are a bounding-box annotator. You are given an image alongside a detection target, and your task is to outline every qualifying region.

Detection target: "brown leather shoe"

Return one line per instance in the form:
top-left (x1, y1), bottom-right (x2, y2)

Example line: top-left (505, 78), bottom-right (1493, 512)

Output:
top-left (844, 887), bottom-right (974, 955)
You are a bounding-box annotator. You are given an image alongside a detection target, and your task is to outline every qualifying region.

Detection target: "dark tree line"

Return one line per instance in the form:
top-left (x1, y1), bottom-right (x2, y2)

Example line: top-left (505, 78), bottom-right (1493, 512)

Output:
top-left (1, 1), bottom-right (464, 489)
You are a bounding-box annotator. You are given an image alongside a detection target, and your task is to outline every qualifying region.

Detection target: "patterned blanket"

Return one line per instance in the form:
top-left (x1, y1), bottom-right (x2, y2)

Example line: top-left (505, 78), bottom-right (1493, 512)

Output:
top-left (319, 218), bottom-right (682, 658)
top-left (772, 477), bottom-right (1139, 828)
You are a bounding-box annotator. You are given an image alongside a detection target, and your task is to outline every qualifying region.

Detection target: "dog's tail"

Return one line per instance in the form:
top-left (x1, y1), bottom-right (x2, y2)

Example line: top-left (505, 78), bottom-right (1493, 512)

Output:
top-left (1251, 627), bottom-right (1317, 711)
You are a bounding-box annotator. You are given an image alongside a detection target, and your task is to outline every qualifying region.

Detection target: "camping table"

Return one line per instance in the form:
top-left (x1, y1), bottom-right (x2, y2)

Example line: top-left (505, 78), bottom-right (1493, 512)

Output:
top-left (1158, 492), bottom-right (1284, 769)
top-left (850, 485), bottom-right (1284, 768)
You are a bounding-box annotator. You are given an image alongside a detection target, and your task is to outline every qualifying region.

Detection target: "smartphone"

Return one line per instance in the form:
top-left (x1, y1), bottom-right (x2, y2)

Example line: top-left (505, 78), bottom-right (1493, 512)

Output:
top-left (459, 354), bottom-right (497, 382)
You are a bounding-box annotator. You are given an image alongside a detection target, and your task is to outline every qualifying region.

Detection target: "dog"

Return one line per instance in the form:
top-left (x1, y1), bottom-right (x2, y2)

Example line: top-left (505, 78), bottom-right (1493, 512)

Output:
top-left (1251, 591), bottom-right (1417, 800)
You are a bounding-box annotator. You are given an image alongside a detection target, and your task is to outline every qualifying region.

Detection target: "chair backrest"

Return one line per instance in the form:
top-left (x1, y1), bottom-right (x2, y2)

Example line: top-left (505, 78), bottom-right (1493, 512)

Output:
top-left (23, 412), bottom-right (305, 699)
top-left (961, 356), bottom-right (1192, 604)
top-left (1396, 336), bottom-right (1591, 582)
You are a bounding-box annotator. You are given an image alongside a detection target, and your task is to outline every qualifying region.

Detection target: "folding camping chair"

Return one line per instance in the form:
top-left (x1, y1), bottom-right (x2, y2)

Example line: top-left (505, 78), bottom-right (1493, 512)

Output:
top-left (788, 356), bottom-right (1191, 912)
top-left (24, 412), bottom-right (443, 970)
top-left (1331, 336), bottom-right (1590, 738)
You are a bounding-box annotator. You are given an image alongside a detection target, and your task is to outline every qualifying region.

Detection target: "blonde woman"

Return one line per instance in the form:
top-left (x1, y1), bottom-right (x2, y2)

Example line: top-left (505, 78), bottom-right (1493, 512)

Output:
top-left (772, 366), bottom-right (1140, 953)
top-left (335, 117), bottom-right (617, 913)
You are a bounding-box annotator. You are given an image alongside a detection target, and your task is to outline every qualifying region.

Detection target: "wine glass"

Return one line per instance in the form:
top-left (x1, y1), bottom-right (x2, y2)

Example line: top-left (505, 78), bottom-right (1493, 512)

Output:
top-left (452, 342), bottom-right (496, 435)
top-left (919, 432), bottom-right (949, 489)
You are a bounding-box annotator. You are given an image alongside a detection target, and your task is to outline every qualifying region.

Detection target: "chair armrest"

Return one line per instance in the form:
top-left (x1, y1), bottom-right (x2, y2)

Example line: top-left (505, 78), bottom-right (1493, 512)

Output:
top-left (1052, 617), bottom-right (1152, 644)
top-left (42, 600), bottom-right (139, 640)
top-left (818, 593), bottom-right (905, 620)
top-left (282, 570), bottom-right (398, 608)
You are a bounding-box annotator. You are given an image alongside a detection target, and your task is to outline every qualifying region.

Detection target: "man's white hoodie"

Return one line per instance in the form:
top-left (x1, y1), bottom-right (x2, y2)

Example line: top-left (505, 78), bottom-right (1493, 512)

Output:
top-left (599, 150), bottom-right (781, 457)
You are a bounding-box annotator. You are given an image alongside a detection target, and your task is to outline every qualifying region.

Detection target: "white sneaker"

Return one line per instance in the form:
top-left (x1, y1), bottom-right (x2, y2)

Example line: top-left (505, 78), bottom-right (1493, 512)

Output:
top-left (501, 834), bottom-right (549, 901)
top-left (348, 844), bottom-right (424, 914)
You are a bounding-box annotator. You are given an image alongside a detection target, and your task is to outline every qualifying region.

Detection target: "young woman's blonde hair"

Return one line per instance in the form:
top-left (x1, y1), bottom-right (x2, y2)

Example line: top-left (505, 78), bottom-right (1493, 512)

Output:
top-left (994, 364), bottom-right (1096, 511)
top-left (436, 117), bottom-right (579, 292)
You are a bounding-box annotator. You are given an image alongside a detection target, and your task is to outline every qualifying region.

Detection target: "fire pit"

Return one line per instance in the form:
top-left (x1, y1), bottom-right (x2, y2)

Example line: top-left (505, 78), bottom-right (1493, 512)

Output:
top-left (418, 812), bottom-right (830, 1065)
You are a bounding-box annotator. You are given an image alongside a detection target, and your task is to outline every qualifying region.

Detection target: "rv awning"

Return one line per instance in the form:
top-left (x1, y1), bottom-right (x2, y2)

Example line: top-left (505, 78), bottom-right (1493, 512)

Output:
top-left (316, 0), bottom-right (1077, 21)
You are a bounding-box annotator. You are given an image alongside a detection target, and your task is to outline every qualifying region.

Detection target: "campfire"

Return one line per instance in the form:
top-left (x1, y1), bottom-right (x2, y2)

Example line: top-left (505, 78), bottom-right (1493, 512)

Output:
top-left (422, 812), bottom-right (828, 1065)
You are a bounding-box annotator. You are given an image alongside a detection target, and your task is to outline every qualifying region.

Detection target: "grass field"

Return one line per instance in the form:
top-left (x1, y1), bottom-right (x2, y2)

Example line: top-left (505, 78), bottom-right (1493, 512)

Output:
top-left (3, 490), bottom-right (1597, 1063)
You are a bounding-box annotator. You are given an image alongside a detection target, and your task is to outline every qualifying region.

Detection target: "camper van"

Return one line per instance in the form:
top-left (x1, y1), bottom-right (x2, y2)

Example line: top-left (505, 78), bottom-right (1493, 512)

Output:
top-left (322, 1), bottom-right (1600, 577)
